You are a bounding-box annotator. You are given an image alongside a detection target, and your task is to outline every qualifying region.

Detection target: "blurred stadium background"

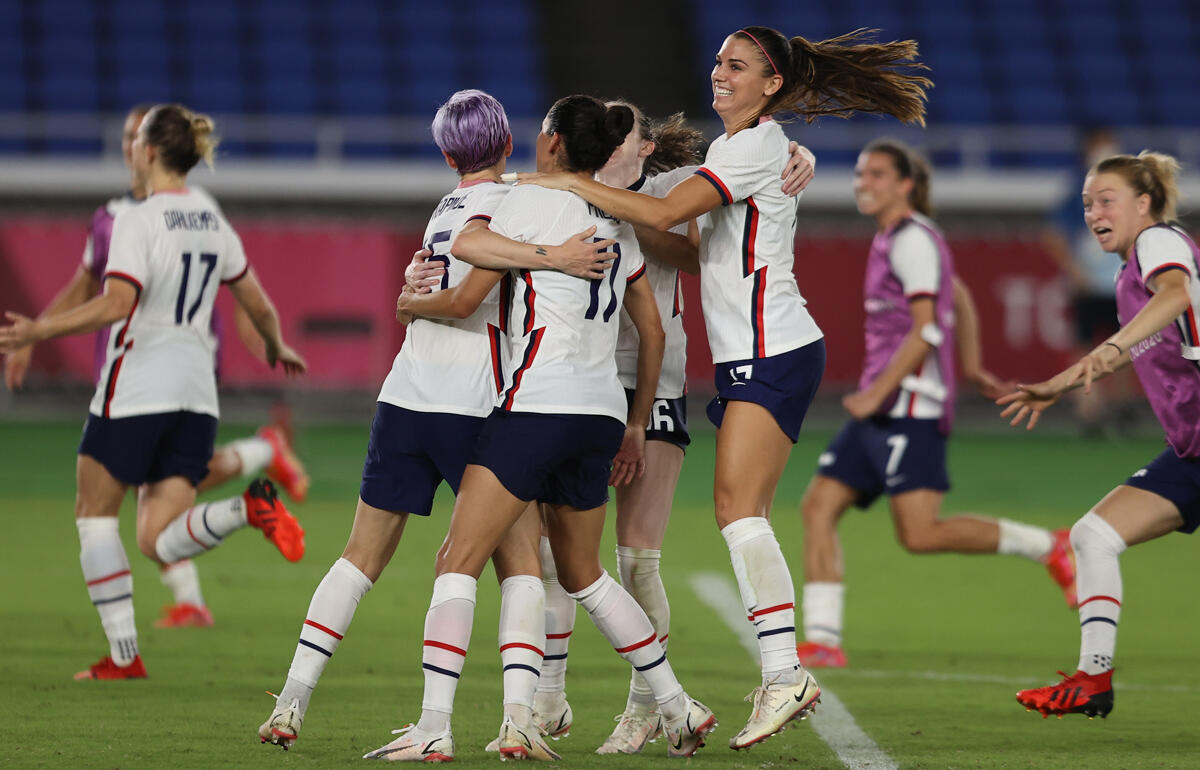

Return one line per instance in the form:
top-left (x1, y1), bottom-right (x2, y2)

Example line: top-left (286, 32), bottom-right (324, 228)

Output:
top-left (2, 0), bottom-right (1199, 421)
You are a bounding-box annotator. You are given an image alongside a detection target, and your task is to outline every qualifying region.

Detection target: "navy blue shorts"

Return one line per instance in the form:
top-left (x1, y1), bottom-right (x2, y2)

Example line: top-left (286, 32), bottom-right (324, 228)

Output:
top-left (817, 416), bottom-right (950, 508)
top-left (624, 389), bottom-right (690, 450)
top-left (78, 410), bottom-right (218, 487)
top-left (1123, 448), bottom-right (1200, 534)
top-left (707, 340), bottom-right (826, 443)
top-left (359, 402), bottom-right (485, 516)
top-left (470, 408), bottom-right (625, 509)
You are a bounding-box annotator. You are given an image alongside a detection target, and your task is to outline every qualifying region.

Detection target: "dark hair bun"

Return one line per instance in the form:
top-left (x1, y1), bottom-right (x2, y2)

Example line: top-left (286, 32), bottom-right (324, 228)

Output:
top-left (546, 94), bottom-right (634, 174)
top-left (603, 105), bottom-right (635, 145)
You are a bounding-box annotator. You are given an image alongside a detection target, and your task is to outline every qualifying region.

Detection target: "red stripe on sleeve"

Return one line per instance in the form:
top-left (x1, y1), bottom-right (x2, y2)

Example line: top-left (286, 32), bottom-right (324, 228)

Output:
top-left (221, 263), bottom-right (250, 285)
top-left (103, 271), bottom-right (143, 293)
top-left (694, 167), bottom-right (732, 205)
top-left (626, 264), bottom-right (646, 284)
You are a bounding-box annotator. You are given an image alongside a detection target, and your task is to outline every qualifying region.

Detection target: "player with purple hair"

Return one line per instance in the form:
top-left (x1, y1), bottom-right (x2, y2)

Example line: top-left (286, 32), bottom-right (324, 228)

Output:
top-left (257, 89), bottom-right (614, 753)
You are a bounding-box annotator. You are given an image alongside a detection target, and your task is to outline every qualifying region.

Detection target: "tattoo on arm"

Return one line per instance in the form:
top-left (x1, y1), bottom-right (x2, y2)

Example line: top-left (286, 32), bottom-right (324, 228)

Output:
top-left (535, 247), bottom-right (547, 256)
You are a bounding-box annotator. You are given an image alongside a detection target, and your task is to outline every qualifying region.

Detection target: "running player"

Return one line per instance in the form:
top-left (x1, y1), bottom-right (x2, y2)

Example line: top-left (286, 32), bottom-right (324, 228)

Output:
top-left (2, 104), bottom-right (309, 630)
top-left (1002, 151), bottom-right (1200, 719)
top-left (516, 26), bottom-right (930, 750)
top-left (364, 95), bottom-right (716, 762)
top-left (794, 139), bottom-right (1077, 670)
top-left (258, 89), bottom-right (618, 753)
top-left (0, 104), bottom-right (307, 680)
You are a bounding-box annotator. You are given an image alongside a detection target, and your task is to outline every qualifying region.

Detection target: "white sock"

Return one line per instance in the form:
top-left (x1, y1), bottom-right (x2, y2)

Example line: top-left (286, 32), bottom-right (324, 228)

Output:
top-left (1072, 512), bottom-right (1126, 675)
top-left (277, 558), bottom-right (373, 718)
top-left (569, 571), bottom-right (686, 723)
top-left (499, 575), bottom-right (545, 721)
top-left (802, 582), bottom-right (844, 648)
top-left (154, 495), bottom-right (248, 563)
top-left (997, 519), bottom-right (1054, 562)
top-left (228, 436), bottom-right (274, 477)
top-left (538, 536), bottom-right (575, 698)
top-left (616, 546), bottom-right (668, 708)
top-left (159, 559), bottom-right (204, 607)
top-left (720, 517), bottom-right (801, 683)
top-left (77, 517), bottom-right (138, 666)
top-left (416, 573), bottom-right (477, 733)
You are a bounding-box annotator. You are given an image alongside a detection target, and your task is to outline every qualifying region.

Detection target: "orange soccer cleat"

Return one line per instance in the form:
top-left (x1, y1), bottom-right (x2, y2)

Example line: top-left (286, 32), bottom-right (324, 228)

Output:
top-left (1016, 669), bottom-right (1114, 719)
top-left (1044, 529), bottom-right (1077, 608)
top-left (244, 479), bottom-right (306, 562)
top-left (258, 425), bottom-right (310, 503)
top-left (74, 655), bottom-right (148, 681)
top-left (796, 641), bottom-right (848, 669)
top-left (154, 602), bottom-right (215, 628)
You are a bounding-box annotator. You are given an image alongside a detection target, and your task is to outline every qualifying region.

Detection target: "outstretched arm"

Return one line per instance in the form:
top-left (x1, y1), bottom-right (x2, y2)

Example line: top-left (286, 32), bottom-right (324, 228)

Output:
top-left (953, 277), bottom-right (1012, 399)
top-left (518, 173), bottom-right (723, 232)
top-left (4, 266), bottom-right (101, 389)
top-left (0, 275), bottom-right (136, 352)
top-left (226, 269), bottom-right (306, 375)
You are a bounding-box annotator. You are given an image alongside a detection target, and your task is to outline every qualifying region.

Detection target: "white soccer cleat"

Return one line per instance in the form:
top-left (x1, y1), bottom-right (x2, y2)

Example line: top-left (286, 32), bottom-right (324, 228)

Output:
top-left (258, 695), bottom-right (302, 751)
top-left (533, 692), bottom-right (573, 740)
top-left (729, 668), bottom-right (821, 751)
top-left (663, 697), bottom-right (717, 758)
top-left (363, 723), bottom-right (455, 762)
top-left (596, 705), bottom-right (663, 755)
top-left (497, 716), bottom-right (561, 761)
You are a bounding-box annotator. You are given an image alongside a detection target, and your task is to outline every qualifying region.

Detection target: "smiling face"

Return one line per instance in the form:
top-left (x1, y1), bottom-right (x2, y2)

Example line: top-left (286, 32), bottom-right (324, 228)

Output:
top-left (853, 150), bottom-right (912, 222)
top-left (1082, 171), bottom-right (1152, 257)
top-left (711, 35), bottom-right (782, 131)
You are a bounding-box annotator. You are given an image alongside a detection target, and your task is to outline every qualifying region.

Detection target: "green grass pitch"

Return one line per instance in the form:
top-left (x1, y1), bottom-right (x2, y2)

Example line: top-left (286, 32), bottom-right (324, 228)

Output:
top-left (1, 420), bottom-right (1197, 768)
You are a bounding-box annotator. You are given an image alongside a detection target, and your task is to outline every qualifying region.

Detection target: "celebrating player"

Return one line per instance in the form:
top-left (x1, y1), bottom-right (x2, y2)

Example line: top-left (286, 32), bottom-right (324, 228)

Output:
top-left (364, 95), bottom-right (717, 762)
top-left (258, 89), bottom-right (619, 754)
top-left (3, 103), bottom-right (310, 630)
top-left (794, 139), bottom-right (1076, 670)
top-left (0, 104), bottom-right (307, 679)
top-left (1002, 151), bottom-right (1200, 719)
top-left (516, 26), bottom-right (929, 749)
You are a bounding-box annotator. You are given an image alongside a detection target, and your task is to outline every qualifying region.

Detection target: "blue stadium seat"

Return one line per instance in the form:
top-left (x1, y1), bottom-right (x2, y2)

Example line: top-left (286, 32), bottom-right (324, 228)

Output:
top-left (183, 0), bottom-right (240, 35)
top-left (41, 73), bottom-right (100, 111)
top-left (928, 89), bottom-right (994, 124)
top-left (115, 74), bottom-right (175, 111)
top-left (261, 77), bottom-right (317, 115)
top-left (1061, 16), bottom-right (1123, 51)
top-left (1078, 88), bottom-right (1143, 126)
top-left (1140, 51), bottom-right (1199, 90)
top-left (1065, 53), bottom-right (1133, 91)
top-left (1005, 86), bottom-right (1069, 124)
top-left (110, 0), bottom-right (169, 34)
top-left (39, 32), bottom-right (98, 79)
top-left (331, 79), bottom-right (391, 116)
top-left (0, 71), bottom-right (26, 112)
top-left (1150, 88), bottom-right (1200, 127)
top-left (996, 48), bottom-right (1062, 89)
top-left (980, 12), bottom-right (1051, 50)
top-left (184, 41), bottom-right (243, 78)
top-left (257, 39), bottom-right (315, 80)
top-left (187, 74), bottom-right (247, 114)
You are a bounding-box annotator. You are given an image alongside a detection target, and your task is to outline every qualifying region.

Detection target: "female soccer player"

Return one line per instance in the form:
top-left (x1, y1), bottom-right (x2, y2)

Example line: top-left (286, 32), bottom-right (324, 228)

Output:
top-left (257, 89), bottom-right (617, 753)
top-left (0, 104), bottom-right (307, 679)
top-left (364, 95), bottom-right (716, 762)
top-left (517, 26), bottom-right (930, 749)
top-left (794, 139), bottom-right (1076, 670)
top-left (2, 103), bottom-right (310, 631)
top-left (1002, 151), bottom-right (1200, 719)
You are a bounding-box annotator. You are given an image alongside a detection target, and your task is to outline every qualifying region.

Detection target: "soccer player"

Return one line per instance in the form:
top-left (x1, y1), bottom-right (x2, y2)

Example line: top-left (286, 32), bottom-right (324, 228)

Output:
top-left (3, 103), bottom-right (310, 630)
top-left (516, 26), bottom-right (930, 750)
top-left (1002, 151), bottom-right (1200, 719)
top-left (258, 89), bottom-right (618, 754)
top-left (364, 95), bottom-right (716, 762)
top-left (794, 139), bottom-right (1077, 670)
top-left (0, 104), bottom-right (307, 680)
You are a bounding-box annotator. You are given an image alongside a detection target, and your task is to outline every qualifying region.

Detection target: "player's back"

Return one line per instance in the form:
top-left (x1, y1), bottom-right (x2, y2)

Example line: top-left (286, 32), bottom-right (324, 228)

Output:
top-left (490, 184), bottom-right (647, 422)
top-left (91, 188), bottom-right (247, 419)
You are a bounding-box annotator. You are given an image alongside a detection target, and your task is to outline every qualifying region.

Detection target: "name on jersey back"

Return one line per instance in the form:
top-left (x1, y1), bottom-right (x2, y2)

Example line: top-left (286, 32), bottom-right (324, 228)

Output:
top-left (163, 210), bottom-right (220, 232)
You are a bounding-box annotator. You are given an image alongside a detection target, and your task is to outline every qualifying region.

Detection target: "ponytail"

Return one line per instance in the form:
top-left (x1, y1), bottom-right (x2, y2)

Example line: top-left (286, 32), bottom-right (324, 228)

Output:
top-left (142, 103), bottom-right (220, 173)
top-left (546, 95), bottom-right (634, 173)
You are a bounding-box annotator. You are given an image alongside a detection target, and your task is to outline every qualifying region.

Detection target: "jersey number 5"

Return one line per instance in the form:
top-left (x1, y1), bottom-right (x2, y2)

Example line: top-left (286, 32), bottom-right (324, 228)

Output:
top-left (175, 252), bottom-right (218, 325)
top-left (426, 230), bottom-right (452, 291)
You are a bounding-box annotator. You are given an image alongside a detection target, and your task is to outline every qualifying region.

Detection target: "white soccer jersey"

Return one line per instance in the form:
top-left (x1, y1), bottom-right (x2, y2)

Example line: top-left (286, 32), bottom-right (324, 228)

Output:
top-left (490, 184), bottom-right (649, 422)
top-left (615, 166), bottom-right (691, 398)
top-left (90, 188), bottom-right (248, 419)
top-left (693, 120), bottom-right (823, 363)
top-left (378, 180), bottom-right (513, 417)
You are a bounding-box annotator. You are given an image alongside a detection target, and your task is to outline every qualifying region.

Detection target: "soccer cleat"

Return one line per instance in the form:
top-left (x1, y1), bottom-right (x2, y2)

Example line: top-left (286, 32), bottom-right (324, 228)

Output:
top-left (1016, 669), bottom-right (1114, 719)
top-left (663, 697), bottom-right (717, 758)
top-left (533, 692), bottom-right (572, 740)
top-left (730, 669), bottom-right (821, 750)
top-left (74, 654), bottom-right (148, 681)
top-left (363, 723), bottom-right (455, 762)
top-left (595, 706), bottom-right (662, 755)
top-left (243, 479), bottom-right (306, 562)
top-left (258, 424), bottom-right (310, 503)
top-left (497, 716), bottom-right (562, 760)
top-left (796, 641), bottom-right (847, 669)
top-left (154, 602), bottom-right (214, 628)
top-left (1044, 529), bottom-right (1078, 608)
top-left (259, 695), bottom-right (302, 750)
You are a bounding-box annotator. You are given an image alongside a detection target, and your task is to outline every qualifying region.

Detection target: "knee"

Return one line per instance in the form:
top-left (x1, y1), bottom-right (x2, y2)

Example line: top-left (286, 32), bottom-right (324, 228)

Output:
top-left (1070, 512), bottom-right (1127, 556)
top-left (557, 562), bottom-right (602, 595)
top-left (896, 526), bottom-right (941, 554)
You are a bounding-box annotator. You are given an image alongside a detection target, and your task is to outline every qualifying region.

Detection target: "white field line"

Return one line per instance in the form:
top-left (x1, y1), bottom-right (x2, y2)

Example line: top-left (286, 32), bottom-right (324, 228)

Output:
top-left (824, 667), bottom-right (1196, 694)
top-left (689, 572), bottom-right (898, 770)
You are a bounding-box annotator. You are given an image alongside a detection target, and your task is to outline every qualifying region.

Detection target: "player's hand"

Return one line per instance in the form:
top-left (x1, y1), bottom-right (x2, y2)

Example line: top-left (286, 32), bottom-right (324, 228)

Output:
top-left (781, 141), bottom-right (815, 197)
top-left (515, 171), bottom-right (575, 192)
top-left (405, 248), bottom-right (441, 294)
top-left (0, 311), bottom-right (40, 352)
top-left (996, 380), bottom-right (1064, 430)
top-left (266, 342), bottom-right (307, 376)
top-left (551, 226), bottom-right (616, 280)
top-left (4, 344), bottom-right (32, 390)
top-left (609, 426), bottom-right (646, 486)
top-left (842, 389), bottom-right (880, 420)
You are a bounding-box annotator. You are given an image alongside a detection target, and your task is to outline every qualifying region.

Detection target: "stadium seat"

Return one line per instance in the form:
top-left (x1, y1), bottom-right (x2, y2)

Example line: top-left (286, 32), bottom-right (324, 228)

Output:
top-left (187, 74), bottom-right (247, 115)
top-left (41, 73), bottom-right (100, 112)
top-left (1005, 86), bottom-right (1069, 125)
